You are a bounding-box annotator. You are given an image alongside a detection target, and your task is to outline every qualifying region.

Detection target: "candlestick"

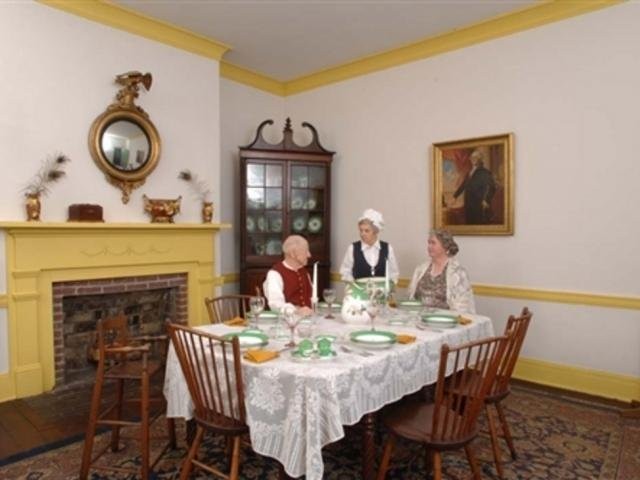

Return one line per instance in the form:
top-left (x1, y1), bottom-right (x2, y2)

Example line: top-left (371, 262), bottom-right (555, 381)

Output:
top-left (384, 259), bottom-right (390, 295)
top-left (312, 261), bottom-right (318, 303)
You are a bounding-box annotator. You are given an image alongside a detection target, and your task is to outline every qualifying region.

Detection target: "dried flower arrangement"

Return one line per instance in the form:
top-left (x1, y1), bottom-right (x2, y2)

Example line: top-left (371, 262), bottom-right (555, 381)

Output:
top-left (178, 169), bottom-right (211, 202)
top-left (24, 153), bottom-right (71, 197)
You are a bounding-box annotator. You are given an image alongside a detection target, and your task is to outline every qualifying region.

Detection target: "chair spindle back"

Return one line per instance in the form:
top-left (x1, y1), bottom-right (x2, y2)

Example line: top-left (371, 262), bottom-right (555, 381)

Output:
top-left (432, 335), bottom-right (509, 443)
top-left (168, 323), bottom-right (246, 429)
top-left (205, 295), bottom-right (254, 324)
top-left (492, 307), bottom-right (533, 396)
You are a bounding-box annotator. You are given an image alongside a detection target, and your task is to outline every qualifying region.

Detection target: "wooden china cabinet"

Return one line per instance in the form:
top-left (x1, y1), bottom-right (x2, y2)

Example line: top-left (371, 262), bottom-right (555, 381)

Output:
top-left (239, 118), bottom-right (334, 297)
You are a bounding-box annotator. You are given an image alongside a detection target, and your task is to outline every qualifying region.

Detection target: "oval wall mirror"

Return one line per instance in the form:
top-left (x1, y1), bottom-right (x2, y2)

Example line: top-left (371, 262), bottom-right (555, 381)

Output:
top-left (89, 71), bottom-right (160, 203)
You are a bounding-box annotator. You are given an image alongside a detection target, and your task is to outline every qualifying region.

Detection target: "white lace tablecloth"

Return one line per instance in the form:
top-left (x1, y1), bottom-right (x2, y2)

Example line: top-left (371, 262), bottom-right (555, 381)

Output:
top-left (163, 312), bottom-right (494, 479)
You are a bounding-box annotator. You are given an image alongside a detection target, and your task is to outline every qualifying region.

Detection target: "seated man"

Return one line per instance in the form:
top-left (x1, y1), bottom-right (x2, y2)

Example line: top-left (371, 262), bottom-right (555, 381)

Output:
top-left (263, 235), bottom-right (314, 316)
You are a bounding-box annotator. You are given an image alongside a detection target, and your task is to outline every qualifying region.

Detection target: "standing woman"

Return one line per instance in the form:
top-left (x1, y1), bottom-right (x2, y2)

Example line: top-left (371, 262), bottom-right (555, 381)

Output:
top-left (339, 209), bottom-right (399, 283)
top-left (407, 229), bottom-right (476, 314)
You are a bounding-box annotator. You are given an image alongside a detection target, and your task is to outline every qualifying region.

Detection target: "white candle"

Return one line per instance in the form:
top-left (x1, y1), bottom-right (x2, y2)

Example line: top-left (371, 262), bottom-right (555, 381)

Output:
top-left (312, 261), bottom-right (318, 301)
top-left (384, 259), bottom-right (390, 295)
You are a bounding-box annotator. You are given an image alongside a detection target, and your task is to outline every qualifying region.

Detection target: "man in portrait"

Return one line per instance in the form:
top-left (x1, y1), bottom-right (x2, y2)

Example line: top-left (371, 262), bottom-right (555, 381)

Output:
top-left (452, 149), bottom-right (496, 224)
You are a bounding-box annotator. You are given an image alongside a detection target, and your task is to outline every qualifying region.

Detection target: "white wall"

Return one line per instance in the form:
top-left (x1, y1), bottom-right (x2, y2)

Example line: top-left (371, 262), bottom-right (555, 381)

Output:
top-left (0, 3), bottom-right (221, 373)
top-left (0, 3), bottom-right (220, 223)
top-left (219, 79), bottom-right (285, 292)
top-left (283, 3), bottom-right (640, 377)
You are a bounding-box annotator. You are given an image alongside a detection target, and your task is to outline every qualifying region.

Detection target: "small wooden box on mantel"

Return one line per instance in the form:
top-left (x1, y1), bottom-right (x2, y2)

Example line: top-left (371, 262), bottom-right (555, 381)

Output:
top-left (68, 204), bottom-right (104, 222)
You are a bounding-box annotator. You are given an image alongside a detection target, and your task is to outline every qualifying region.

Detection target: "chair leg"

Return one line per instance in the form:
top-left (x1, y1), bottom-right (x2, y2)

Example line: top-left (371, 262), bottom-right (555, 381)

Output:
top-left (180, 425), bottom-right (204, 480)
top-left (141, 372), bottom-right (151, 479)
top-left (229, 435), bottom-right (242, 480)
top-left (432, 451), bottom-right (442, 480)
top-left (167, 417), bottom-right (177, 449)
top-left (496, 401), bottom-right (517, 460)
top-left (375, 434), bottom-right (396, 480)
top-left (111, 378), bottom-right (124, 452)
top-left (464, 444), bottom-right (481, 480)
top-left (486, 405), bottom-right (504, 479)
top-left (79, 369), bottom-right (104, 480)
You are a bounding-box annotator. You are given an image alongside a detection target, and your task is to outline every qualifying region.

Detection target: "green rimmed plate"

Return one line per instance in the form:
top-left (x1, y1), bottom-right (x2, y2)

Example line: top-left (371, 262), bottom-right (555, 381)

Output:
top-left (257, 312), bottom-right (279, 323)
top-left (223, 331), bottom-right (269, 348)
top-left (420, 313), bottom-right (459, 329)
top-left (398, 300), bottom-right (422, 310)
top-left (350, 330), bottom-right (397, 349)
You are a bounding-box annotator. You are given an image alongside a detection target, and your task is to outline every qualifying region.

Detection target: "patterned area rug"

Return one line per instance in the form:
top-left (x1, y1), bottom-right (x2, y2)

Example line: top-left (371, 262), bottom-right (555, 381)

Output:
top-left (0, 385), bottom-right (637, 479)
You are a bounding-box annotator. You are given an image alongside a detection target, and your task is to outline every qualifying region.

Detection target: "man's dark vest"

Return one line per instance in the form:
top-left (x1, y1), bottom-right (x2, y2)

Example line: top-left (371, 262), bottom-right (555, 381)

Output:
top-left (272, 261), bottom-right (312, 307)
top-left (352, 241), bottom-right (389, 279)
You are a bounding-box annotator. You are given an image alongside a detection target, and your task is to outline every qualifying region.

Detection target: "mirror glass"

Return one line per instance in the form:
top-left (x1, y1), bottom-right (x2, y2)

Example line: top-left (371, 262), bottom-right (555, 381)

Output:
top-left (100, 120), bottom-right (150, 172)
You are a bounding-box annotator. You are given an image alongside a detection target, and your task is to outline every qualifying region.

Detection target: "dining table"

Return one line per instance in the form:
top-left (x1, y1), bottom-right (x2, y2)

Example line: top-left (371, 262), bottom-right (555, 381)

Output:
top-left (163, 308), bottom-right (495, 480)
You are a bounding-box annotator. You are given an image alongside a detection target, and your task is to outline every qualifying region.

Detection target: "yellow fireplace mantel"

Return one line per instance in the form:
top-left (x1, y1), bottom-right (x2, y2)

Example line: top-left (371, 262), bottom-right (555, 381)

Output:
top-left (0, 221), bottom-right (230, 402)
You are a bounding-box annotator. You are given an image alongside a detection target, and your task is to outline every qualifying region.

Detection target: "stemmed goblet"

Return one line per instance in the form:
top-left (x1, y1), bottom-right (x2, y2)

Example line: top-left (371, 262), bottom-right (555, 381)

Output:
top-left (323, 288), bottom-right (336, 319)
top-left (282, 305), bottom-right (302, 348)
top-left (420, 292), bottom-right (436, 315)
top-left (366, 290), bottom-right (384, 331)
top-left (249, 296), bottom-right (265, 329)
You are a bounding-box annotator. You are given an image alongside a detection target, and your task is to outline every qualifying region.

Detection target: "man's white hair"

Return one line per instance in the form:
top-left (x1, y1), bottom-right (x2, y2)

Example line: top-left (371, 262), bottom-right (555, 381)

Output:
top-left (282, 235), bottom-right (308, 256)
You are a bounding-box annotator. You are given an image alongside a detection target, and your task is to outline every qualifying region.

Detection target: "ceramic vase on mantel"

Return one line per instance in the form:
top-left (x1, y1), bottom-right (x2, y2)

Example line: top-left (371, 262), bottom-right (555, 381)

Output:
top-left (25, 193), bottom-right (41, 221)
top-left (201, 201), bottom-right (213, 223)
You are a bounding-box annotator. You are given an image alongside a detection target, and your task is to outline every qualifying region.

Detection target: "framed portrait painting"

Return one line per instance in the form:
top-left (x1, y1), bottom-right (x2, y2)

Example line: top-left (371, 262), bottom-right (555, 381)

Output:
top-left (432, 133), bottom-right (514, 235)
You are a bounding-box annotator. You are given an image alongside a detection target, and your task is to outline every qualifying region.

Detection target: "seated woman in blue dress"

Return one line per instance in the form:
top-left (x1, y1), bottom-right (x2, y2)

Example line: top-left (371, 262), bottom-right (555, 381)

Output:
top-left (339, 208), bottom-right (399, 283)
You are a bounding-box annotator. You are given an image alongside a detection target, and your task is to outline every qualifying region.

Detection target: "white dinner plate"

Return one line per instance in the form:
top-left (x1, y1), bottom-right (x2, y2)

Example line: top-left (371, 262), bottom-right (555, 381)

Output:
top-left (420, 313), bottom-right (458, 328)
top-left (350, 330), bottom-right (397, 349)
top-left (223, 331), bottom-right (269, 348)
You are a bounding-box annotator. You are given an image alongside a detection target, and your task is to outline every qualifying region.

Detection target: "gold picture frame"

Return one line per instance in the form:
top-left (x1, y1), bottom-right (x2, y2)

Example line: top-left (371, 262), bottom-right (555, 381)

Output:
top-left (432, 133), bottom-right (514, 235)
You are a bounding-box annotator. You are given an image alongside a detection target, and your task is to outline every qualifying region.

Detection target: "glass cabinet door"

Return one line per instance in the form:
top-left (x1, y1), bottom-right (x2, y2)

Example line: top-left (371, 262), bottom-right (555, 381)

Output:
top-left (289, 164), bottom-right (327, 256)
top-left (246, 162), bottom-right (284, 257)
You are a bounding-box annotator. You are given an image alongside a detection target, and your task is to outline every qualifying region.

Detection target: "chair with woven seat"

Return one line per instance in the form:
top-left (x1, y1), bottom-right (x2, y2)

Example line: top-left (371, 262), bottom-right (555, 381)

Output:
top-left (79, 313), bottom-right (176, 480)
top-left (482, 307), bottom-right (533, 478)
top-left (204, 294), bottom-right (254, 324)
top-left (376, 334), bottom-right (510, 480)
top-left (168, 322), bottom-right (250, 480)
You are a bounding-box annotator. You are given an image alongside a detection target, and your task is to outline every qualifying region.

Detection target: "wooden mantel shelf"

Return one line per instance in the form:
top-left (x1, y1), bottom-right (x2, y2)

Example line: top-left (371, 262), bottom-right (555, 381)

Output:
top-left (0, 221), bottom-right (232, 231)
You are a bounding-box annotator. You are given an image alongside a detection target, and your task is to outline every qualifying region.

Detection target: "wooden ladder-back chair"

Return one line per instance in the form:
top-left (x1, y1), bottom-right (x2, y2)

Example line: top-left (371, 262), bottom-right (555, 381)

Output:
top-left (204, 295), bottom-right (254, 324)
top-left (79, 313), bottom-right (176, 480)
top-left (483, 307), bottom-right (533, 478)
top-left (167, 322), bottom-right (249, 480)
top-left (377, 334), bottom-right (510, 480)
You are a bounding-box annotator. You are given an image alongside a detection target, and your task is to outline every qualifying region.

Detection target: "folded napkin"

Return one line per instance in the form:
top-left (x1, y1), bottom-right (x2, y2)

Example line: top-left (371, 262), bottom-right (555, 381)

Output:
top-left (224, 316), bottom-right (247, 327)
top-left (458, 316), bottom-right (473, 325)
top-left (396, 334), bottom-right (416, 344)
top-left (244, 349), bottom-right (279, 363)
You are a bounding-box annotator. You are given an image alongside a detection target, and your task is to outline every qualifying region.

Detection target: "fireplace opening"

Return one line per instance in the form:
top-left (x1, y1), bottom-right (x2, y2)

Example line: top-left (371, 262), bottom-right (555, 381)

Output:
top-left (53, 273), bottom-right (187, 388)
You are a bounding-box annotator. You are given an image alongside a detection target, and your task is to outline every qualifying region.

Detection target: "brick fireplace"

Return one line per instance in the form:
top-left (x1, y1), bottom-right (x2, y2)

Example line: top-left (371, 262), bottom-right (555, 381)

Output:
top-left (0, 221), bottom-right (229, 401)
top-left (53, 273), bottom-right (188, 386)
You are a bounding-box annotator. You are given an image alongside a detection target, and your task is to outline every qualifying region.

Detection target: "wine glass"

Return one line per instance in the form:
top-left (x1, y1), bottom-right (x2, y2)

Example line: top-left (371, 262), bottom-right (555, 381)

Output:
top-left (249, 296), bottom-right (265, 329)
top-left (421, 292), bottom-right (436, 315)
top-left (282, 305), bottom-right (302, 348)
top-left (323, 288), bottom-right (336, 319)
top-left (366, 297), bottom-right (380, 331)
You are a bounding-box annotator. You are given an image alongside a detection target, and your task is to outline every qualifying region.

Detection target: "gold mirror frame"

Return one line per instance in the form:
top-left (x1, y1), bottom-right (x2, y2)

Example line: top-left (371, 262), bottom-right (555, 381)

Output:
top-left (89, 72), bottom-right (161, 203)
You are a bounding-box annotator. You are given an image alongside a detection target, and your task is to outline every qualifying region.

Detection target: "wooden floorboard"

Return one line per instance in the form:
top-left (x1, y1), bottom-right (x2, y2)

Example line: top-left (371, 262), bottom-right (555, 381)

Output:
top-left (0, 377), bottom-right (165, 461)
